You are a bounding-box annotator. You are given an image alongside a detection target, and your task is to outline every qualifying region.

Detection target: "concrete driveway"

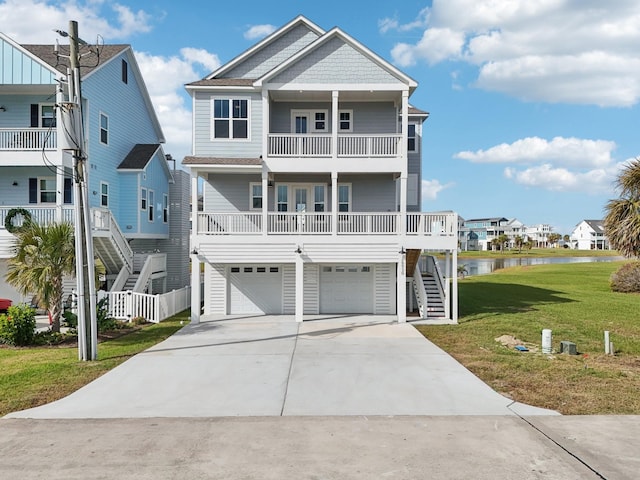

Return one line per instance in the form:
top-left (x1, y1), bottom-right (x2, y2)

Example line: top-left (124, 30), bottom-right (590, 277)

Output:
top-left (6, 315), bottom-right (556, 418)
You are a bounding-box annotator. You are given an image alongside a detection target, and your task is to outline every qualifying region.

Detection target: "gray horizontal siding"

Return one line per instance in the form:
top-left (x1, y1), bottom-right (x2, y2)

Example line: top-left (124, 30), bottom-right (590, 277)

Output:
top-left (204, 173), bottom-right (261, 212)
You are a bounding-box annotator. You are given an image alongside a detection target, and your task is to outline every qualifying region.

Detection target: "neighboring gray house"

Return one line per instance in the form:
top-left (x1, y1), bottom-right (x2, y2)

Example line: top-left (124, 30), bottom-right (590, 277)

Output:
top-left (184, 16), bottom-right (459, 323)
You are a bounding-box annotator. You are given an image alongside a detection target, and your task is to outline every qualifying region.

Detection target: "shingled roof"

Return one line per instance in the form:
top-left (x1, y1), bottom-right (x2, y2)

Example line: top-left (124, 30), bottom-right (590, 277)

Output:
top-left (22, 44), bottom-right (129, 78)
top-left (118, 144), bottom-right (162, 170)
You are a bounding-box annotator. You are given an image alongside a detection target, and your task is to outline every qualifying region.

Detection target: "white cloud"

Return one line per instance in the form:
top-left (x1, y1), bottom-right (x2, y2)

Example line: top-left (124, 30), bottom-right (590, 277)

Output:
top-left (388, 0), bottom-right (640, 106)
top-left (458, 136), bottom-right (624, 193)
top-left (422, 179), bottom-right (453, 201)
top-left (244, 24), bottom-right (276, 40)
top-left (379, 7), bottom-right (430, 34)
top-left (455, 136), bottom-right (616, 168)
top-left (0, 0), bottom-right (154, 42)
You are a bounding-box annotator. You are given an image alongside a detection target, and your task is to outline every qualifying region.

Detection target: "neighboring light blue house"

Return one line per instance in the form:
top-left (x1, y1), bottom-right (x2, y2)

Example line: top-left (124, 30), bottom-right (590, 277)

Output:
top-left (0, 32), bottom-right (189, 303)
top-left (184, 16), bottom-right (459, 324)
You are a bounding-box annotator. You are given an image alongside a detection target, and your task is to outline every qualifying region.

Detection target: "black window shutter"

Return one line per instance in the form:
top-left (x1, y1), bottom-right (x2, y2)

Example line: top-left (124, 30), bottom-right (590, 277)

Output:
top-left (30, 104), bottom-right (39, 127)
top-left (64, 178), bottom-right (73, 204)
top-left (29, 178), bottom-right (38, 203)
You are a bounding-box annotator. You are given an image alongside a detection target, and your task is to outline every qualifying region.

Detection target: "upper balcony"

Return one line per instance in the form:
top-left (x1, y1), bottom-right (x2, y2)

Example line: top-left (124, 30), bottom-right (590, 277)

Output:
top-left (267, 133), bottom-right (402, 158)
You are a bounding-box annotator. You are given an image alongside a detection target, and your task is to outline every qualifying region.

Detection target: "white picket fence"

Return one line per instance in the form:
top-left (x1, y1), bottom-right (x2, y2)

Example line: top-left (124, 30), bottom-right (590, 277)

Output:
top-left (106, 286), bottom-right (191, 323)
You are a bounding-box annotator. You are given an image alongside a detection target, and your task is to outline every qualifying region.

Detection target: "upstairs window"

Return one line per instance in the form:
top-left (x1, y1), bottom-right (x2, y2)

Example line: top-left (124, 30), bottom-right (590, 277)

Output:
top-left (41, 105), bottom-right (56, 128)
top-left (148, 190), bottom-right (155, 222)
top-left (213, 98), bottom-right (249, 139)
top-left (408, 124), bottom-right (417, 152)
top-left (99, 113), bottom-right (109, 145)
top-left (39, 178), bottom-right (56, 203)
top-left (141, 187), bottom-right (147, 210)
top-left (121, 59), bottom-right (128, 84)
top-left (277, 185), bottom-right (288, 212)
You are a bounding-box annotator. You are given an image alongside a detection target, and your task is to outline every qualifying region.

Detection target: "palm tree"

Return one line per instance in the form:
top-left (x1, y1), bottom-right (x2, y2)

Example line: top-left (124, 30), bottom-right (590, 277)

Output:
top-left (498, 234), bottom-right (509, 252)
top-left (604, 158), bottom-right (640, 258)
top-left (490, 238), bottom-right (501, 252)
top-left (457, 264), bottom-right (468, 279)
top-left (514, 235), bottom-right (524, 253)
top-left (548, 233), bottom-right (561, 247)
top-left (5, 222), bottom-right (75, 333)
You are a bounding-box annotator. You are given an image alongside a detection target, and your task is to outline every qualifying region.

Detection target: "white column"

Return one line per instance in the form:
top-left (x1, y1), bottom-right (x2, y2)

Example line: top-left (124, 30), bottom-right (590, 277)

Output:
top-left (190, 253), bottom-right (201, 324)
top-left (399, 175), bottom-right (407, 235)
top-left (295, 252), bottom-right (304, 322)
top-left (397, 254), bottom-right (406, 323)
top-left (399, 90), bottom-right (409, 235)
top-left (331, 172), bottom-right (338, 236)
top-left (262, 89), bottom-right (270, 159)
top-left (262, 168), bottom-right (269, 236)
top-left (331, 90), bottom-right (339, 158)
top-left (445, 251), bottom-right (451, 320)
top-left (452, 248), bottom-right (458, 323)
top-left (56, 166), bottom-right (65, 222)
top-left (191, 172), bottom-right (199, 234)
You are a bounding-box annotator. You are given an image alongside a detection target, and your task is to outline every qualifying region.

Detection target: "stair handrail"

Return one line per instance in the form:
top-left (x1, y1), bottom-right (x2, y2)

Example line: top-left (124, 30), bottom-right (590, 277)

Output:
top-left (91, 208), bottom-right (133, 272)
top-left (133, 253), bottom-right (166, 292)
top-left (412, 263), bottom-right (428, 318)
top-left (110, 265), bottom-right (130, 292)
top-left (425, 254), bottom-right (450, 319)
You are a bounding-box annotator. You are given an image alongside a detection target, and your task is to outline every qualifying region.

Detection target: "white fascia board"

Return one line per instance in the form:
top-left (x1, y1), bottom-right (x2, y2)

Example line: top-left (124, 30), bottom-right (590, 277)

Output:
top-left (266, 82), bottom-right (408, 92)
top-left (186, 165), bottom-right (262, 175)
top-left (264, 156), bottom-right (406, 175)
top-left (206, 15), bottom-right (325, 79)
top-left (255, 28), bottom-right (417, 89)
top-left (185, 85), bottom-right (258, 92)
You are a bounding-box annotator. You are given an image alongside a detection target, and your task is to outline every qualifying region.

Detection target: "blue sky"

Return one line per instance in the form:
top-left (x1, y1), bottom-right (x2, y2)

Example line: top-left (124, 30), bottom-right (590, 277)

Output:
top-left (2, 0), bottom-right (638, 235)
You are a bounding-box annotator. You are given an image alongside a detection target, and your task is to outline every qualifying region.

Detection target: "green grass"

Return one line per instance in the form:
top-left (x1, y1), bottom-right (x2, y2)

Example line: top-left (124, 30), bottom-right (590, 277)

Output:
top-left (0, 310), bottom-right (189, 417)
top-left (416, 261), bottom-right (640, 414)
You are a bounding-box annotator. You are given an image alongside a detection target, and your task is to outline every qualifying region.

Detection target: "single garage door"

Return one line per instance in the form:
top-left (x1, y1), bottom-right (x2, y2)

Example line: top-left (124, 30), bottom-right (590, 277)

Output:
top-left (320, 265), bottom-right (373, 314)
top-left (229, 266), bottom-right (283, 314)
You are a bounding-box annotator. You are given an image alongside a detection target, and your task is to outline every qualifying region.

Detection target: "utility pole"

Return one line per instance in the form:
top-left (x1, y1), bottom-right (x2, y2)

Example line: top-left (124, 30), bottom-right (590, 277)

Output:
top-left (60, 20), bottom-right (98, 360)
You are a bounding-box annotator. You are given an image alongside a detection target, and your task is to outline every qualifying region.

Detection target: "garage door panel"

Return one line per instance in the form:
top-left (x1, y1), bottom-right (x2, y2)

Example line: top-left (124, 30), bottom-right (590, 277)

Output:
top-left (320, 265), bottom-right (373, 314)
top-left (229, 266), bottom-right (283, 314)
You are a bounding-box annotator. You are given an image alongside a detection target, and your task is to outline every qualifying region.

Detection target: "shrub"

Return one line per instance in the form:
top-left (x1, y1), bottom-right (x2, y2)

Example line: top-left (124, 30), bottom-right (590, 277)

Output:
top-left (610, 262), bottom-right (640, 293)
top-left (0, 304), bottom-right (36, 346)
top-left (62, 310), bottom-right (77, 329)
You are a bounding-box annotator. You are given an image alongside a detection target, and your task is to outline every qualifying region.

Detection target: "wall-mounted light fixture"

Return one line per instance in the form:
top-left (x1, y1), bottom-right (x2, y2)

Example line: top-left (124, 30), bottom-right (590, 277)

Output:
top-left (12, 181), bottom-right (18, 186)
top-left (399, 247), bottom-right (406, 254)
top-left (191, 248), bottom-right (198, 255)
top-left (0, 106), bottom-right (6, 112)
top-left (295, 245), bottom-right (302, 254)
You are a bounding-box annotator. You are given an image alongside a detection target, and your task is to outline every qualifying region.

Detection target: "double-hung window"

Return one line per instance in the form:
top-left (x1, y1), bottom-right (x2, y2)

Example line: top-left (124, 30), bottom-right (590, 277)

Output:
top-left (39, 178), bottom-right (56, 203)
top-left (314, 185), bottom-right (325, 212)
top-left (41, 105), bottom-right (56, 128)
top-left (141, 188), bottom-right (147, 210)
top-left (408, 124), bottom-right (417, 152)
top-left (100, 182), bottom-right (109, 207)
top-left (213, 98), bottom-right (249, 139)
top-left (250, 183), bottom-right (262, 210)
top-left (338, 184), bottom-right (351, 212)
top-left (99, 113), bottom-right (109, 145)
top-left (163, 194), bottom-right (169, 223)
top-left (277, 185), bottom-right (288, 212)
top-left (338, 110), bottom-right (353, 132)
top-left (148, 190), bottom-right (155, 222)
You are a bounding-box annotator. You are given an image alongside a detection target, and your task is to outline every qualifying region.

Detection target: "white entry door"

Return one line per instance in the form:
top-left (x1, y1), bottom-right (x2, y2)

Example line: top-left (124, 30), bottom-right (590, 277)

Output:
top-left (229, 266), bottom-right (283, 314)
top-left (319, 265), bottom-right (374, 314)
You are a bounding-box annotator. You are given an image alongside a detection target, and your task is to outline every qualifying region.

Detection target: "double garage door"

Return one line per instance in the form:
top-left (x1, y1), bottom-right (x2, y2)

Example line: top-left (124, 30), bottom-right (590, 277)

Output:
top-left (228, 264), bottom-right (377, 315)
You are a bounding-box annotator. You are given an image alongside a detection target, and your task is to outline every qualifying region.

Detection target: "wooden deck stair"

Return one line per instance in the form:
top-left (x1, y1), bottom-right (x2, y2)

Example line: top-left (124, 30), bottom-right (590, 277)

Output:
top-left (405, 249), bottom-right (421, 276)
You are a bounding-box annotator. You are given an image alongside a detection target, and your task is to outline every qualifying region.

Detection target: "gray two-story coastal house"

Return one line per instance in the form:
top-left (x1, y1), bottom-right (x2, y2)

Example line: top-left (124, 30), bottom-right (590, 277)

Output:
top-left (185, 16), bottom-right (458, 323)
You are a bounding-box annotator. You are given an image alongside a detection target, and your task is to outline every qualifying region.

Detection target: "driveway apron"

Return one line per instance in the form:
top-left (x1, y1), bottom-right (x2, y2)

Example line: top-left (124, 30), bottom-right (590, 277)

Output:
top-left (5, 316), bottom-right (556, 418)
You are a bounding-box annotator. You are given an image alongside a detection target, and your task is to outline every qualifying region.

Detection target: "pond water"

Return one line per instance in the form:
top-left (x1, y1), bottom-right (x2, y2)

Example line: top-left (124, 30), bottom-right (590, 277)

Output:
top-left (452, 256), bottom-right (624, 277)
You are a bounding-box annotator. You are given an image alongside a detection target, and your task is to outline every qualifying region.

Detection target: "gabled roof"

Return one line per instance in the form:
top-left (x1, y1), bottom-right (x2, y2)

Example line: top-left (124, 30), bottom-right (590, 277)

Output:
top-left (204, 15), bottom-right (325, 80)
top-left (582, 219), bottom-right (605, 232)
top-left (254, 26), bottom-right (418, 90)
top-left (18, 39), bottom-right (165, 143)
top-left (0, 32), bottom-right (61, 80)
top-left (118, 144), bottom-right (162, 170)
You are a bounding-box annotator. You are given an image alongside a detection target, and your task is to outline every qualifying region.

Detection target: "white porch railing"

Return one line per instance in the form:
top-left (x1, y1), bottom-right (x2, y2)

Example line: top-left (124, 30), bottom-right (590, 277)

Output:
top-left (107, 286), bottom-right (191, 323)
top-left (0, 128), bottom-right (57, 150)
top-left (268, 134), bottom-right (332, 157)
top-left (91, 208), bottom-right (134, 272)
top-left (198, 212), bottom-right (262, 234)
top-left (267, 133), bottom-right (402, 157)
top-left (338, 134), bottom-right (402, 157)
top-left (0, 206), bottom-right (74, 228)
top-left (197, 212), bottom-right (458, 236)
top-left (407, 213), bottom-right (456, 236)
top-left (268, 213), bottom-right (332, 234)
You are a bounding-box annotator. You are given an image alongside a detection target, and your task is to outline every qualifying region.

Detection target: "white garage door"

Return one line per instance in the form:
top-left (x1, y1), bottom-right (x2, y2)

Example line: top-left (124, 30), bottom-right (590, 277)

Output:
top-left (229, 266), bottom-right (283, 314)
top-left (320, 265), bottom-right (373, 314)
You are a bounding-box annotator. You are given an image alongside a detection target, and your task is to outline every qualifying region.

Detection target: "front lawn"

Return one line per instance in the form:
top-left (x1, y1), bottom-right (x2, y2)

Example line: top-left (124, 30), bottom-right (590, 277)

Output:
top-left (416, 262), bottom-right (640, 414)
top-left (0, 311), bottom-right (189, 417)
